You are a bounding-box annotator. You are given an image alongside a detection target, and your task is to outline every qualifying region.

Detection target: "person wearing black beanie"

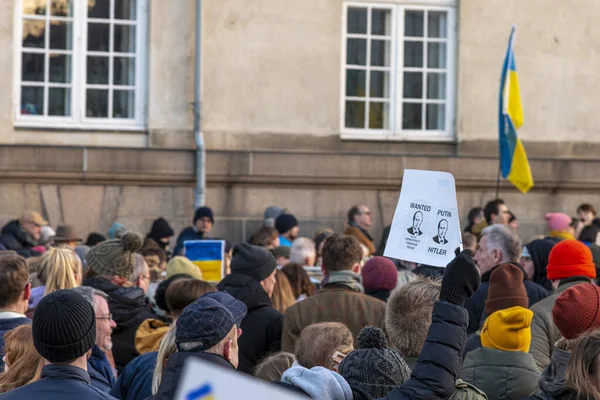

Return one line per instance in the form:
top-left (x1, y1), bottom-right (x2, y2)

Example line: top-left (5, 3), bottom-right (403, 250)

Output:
top-left (146, 217), bottom-right (175, 252)
top-left (173, 206), bottom-right (215, 256)
top-left (275, 214), bottom-right (299, 247)
top-left (217, 243), bottom-right (283, 375)
top-left (1, 290), bottom-right (115, 399)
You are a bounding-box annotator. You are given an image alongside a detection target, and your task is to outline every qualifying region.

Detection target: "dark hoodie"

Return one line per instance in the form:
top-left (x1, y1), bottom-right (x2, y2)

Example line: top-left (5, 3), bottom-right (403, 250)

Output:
top-left (0, 220), bottom-right (40, 257)
top-left (523, 347), bottom-right (576, 400)
top-left (526, 239), bottom-right (556, 291)
top-left (217, 273), bottom-right (283, 374)
top-left (83, 276), bottom-right (160, 372)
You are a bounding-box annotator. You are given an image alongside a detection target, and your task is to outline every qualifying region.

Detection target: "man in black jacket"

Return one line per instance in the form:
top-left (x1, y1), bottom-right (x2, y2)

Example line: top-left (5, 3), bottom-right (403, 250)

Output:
top-left (466, 224), bottom-right (550, 334)
top-left (0, 211), bottom-right (47, 258)
top-left (0, 290), bottom-right (115, 399)
top-left (217, 243), bottom-right (282, 374)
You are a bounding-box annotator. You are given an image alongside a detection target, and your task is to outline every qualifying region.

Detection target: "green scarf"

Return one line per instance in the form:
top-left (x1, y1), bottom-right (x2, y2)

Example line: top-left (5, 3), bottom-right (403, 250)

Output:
top-left (321, 270), bottom-right (364, 293)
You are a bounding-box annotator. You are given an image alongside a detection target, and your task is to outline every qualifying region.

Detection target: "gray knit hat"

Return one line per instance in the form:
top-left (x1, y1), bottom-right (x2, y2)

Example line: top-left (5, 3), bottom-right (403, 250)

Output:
top-left (339, 326), bottom-right (411, 398)
top-left (86, 232), bottom-right (143, 278)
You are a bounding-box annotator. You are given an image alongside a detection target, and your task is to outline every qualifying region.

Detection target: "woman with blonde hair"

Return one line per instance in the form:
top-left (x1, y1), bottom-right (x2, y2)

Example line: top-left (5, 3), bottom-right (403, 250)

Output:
top-left (29, 247), bottom-right (83, 310)
top-left (0, 325), bottom-right (43, 393)
top-left (271, 270), bottom-right (296, 313)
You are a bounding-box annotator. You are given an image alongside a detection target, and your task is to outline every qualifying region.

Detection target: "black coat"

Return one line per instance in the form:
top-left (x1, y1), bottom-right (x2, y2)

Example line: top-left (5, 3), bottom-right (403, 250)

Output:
top-left (83, 277), bottom-right (159, 372)
top-left (0, 364), bottom-right (116, 399)
top-left (172, 227), bottom-right (205, 256)
top-left (217, 273), bottom-right (283, 374)
top-left (0, 220), bottom-right (40, 258)
top-left (465, 263), bottom-right (551, 334)
top-left (151, 352), bottom-right (234, 400)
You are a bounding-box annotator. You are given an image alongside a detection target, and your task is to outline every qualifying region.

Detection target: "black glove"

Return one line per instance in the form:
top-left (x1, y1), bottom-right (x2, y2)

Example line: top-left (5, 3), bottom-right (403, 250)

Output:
top-left (440, 250), bottom-right (481, 307)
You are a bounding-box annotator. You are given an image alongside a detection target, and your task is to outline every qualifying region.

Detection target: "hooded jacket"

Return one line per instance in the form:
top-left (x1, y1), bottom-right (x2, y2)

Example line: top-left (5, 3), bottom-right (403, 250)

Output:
top-left (83, 276), bottom-right (160, 372)
top-left (0, 364), bottom-right (116, 399)
top-left (460, 347), bottom-right (540, 400)
top-left (526, 239), bottom-right (556, 291)
top-left (217, 272), bottom-right (283, 374)
top-left (150, 352), bottom-right (234, 400)
top-left (465, 263), bottom-right (550, 334)
top-left (110, 351), bottom-right (157, 400)
top-left (0, 220), bottom-right (40, 258)
top-left (281, 365), bottom-right (354, 400)
top-left (529, 276), bottom-right (591, 370)
top-left (522, 347), bottom-right (576, 400)
top-left (0, 315), bottom-right (30, 371)
top-left (87, 345), bottom-right (116, 394)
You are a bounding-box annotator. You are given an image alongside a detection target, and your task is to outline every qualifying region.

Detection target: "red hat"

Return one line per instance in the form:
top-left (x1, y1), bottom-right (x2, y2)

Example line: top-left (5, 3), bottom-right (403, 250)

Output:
top-left (546, 240), bottom-right (596, 281)
top-left (361, 256), bottom-right (398, 291)
top-left (485, 263), bottom-right (529, 316)
top-left (552, 283), bottom-right (600, 339)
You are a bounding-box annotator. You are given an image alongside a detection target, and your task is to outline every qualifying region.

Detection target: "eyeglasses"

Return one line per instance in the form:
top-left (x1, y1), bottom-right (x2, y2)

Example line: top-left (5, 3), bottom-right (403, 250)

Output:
top-left (96, 313), bottom-right (113, 321)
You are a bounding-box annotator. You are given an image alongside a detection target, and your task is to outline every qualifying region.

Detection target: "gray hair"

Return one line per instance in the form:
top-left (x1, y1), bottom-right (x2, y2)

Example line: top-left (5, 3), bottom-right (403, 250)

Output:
top-left (152, 324), bottom-right (177, 394)
top-left (481, 224), bottom-right (522, 263)
top-left (130, 253), bottom-right (148, 283)
top-left (71, 286), bottom-right (108, 313)
top-left (289, 238), bottom-right (316, 265)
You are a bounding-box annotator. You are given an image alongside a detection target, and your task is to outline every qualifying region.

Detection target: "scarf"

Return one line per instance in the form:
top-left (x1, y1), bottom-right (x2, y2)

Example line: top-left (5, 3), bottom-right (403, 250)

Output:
top-left (321, 270), bottom-right (364, 293)
top-left (549, 230), bottom-right (576, 241)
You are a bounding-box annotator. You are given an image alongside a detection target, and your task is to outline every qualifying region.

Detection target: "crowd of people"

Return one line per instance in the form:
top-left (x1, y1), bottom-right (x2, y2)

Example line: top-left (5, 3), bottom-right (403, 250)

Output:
top-left (0, 200), bottom-right (600, 399)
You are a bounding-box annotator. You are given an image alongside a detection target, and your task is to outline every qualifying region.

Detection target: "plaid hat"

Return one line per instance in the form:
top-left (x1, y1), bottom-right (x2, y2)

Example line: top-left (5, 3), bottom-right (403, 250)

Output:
top-left (86, 232), bottom-right (143, 278)
top-left (176, 292), bottom-right (247, 351)
top-left (203, 291), bottom-right (247, 327)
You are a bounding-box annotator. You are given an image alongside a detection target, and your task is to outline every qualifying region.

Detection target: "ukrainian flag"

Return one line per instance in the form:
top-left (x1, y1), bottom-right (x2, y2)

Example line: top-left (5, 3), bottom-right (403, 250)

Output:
top-left (499, 27), bottom-right (533, 193)
top-left (184, 240), bottom-right (224, 282)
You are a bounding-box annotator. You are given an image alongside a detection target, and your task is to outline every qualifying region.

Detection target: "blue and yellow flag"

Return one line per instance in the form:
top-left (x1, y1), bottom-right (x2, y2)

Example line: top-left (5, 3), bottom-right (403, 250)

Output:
top-left (498, 27), bottom-right (533, 193)
top-left (184, 240), bottom-right (225, 282)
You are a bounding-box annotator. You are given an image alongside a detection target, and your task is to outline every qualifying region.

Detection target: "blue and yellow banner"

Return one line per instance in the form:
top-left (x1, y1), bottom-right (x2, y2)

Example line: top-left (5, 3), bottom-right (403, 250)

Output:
top-left (498, 27), bottom-right (533, 193)
top-left (184, 240), bottom-right (225, 282)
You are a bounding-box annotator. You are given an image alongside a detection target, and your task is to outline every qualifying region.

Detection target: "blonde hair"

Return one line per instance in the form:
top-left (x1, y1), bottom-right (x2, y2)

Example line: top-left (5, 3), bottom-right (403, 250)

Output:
top-left (296, 322), bottom-right (354, 369)
top-left (566, 329), bottom-right (600, 400)
top-left (0, 325), bottom-right (43, 392)
top-left (38, 247), bottom-right (82, 296)
top-left (271, 270), bottom-right (296, 313)
top-left (254, 352), bottom-right (296, 381)
top-left (152, 324), bottom-right (177, 395)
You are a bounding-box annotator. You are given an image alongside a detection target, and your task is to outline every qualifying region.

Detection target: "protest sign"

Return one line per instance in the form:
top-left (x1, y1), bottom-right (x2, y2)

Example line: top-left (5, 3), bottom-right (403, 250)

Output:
top-left (175, 357), bottom-right (305, 400)
top-left (184, 240), bottom-right (225, 282)
top-left (384, 169), bottom-right (461, 267)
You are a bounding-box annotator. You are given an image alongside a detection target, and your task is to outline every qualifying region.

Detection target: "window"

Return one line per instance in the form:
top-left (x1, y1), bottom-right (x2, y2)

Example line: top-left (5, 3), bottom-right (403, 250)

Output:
top-left (14, 0), bottom-right (148, 130)
top-left (342, 2), bottom-right (456, 140)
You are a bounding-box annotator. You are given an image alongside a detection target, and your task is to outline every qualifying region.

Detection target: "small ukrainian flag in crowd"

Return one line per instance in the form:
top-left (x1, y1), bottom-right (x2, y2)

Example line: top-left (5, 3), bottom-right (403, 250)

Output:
top-left (498, 26), bottom-right (533, 193)
top-left (186, 383), bottom-right (215, 400)
top-left (184, 240), bottom-right (225, 282)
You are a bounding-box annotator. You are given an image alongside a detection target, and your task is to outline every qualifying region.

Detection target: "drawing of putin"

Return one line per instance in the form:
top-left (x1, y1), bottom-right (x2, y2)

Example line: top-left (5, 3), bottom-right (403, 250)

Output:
top-left (407, 211), bottom-right (424, 236)
top-left (433, 219), bottom-right (449, 245)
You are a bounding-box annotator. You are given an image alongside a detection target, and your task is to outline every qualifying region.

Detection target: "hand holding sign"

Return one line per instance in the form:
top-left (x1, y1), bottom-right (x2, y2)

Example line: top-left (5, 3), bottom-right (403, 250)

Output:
top-left (384, 170), bottom-right (461, 267)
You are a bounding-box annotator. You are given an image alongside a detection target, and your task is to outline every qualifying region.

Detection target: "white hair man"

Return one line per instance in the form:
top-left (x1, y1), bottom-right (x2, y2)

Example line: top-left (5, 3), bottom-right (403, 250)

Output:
top-left (465, 224), bottom-right (550, 334)
top-left (72, 286), bottom-right (117, 394)
top-left (289, 238), bottom-right (317, 266)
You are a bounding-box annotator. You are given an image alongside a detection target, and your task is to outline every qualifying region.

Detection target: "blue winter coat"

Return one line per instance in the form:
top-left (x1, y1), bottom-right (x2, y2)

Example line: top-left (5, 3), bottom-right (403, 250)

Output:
top-left (0, 364), bottom-right (116, 399)
top-left (109, 351), bottom-right (157, 400)
top-left (88, 345), bottom-right (116, 394)
top-left (173, 227), bottom-right (205, 256)
top-left (0, 317), bottom-right (30, 371)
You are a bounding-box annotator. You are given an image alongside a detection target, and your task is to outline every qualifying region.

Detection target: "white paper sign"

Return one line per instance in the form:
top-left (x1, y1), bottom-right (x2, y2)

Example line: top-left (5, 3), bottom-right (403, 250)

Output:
top-left (384, 169), bottom-right (461, 267)
top-left (175, 357), bottom-right (306, 400)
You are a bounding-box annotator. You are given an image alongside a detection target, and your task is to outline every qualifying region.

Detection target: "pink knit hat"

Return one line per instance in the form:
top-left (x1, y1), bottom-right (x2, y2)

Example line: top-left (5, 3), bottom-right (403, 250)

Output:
top-left (545, 213), bottom-right (572, 231)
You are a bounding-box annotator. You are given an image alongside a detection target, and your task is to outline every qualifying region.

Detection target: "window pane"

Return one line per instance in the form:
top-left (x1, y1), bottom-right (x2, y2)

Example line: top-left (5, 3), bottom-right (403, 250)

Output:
top-left (405, 11), bottom-right (424, 37)
top-left (347, 7), bottom-right (367, 34)
top-left (346, 69), bottom-right (366, 97)
top-left (48, 88), bottom-right (71, 116)
top-left (347, 39), bottom-right (367, 66)
top-left (114, 57), bottom-right (136, 85)
top-left (49, 54), bottom-right (71, 83)
top-left (428, 11), bottom-right (447, 38)
top-left (22, 53), bottom-right (45, 82)
top-left (370, 71), bottom-right (389, 98)
top-left (404, 41), bottom-right (423, 67)
top-left (50, 21), bottom-right (72, 50)
top-left (88, 0), bottom-right (110, 19)
top-left (87, 56), bottom-right (109, 84)
top-left (427, 42), bottom-right (447, 68)
top-left (51, 0), bottom-right (73, 17)
top-left (113, 90), bottom-right (135, 118)
top-left (114, 24), bottom-right (136, 53)
top-left (88, 23), bottom-right (110, 51)
top-left (426, 104), bottom-right (445, 130)
top-left (427, 73), bottom-right (446, 100)
top-left (403, 103), bottom-right (422, 129)
top-left (403, 72), bottom-right (423, 99)
top-left (369, 102), bottom-right (389, 129)
top-left (345, 101), bottom-right (365, 128)
top-left (115, 0), bottom-right (137, 20)
top-left (371, 40), bottom-right (390, 67)
top-left (22, 19), bottom-right (45, 48)
top-left (372, 9), bottom-right (391, 36)
top-left (21, 86), bottom-right (44, 115)
top-left (86, 89), bottom-right (109, 117)
top-left (23, 2), bottom-right (46, 15)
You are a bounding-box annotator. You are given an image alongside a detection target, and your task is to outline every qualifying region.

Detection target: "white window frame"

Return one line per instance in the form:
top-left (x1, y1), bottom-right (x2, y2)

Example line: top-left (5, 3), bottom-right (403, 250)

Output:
top-left (13, 0), bottom-right (148, 131)
top-left (340, 1), bottom-right (457, 142)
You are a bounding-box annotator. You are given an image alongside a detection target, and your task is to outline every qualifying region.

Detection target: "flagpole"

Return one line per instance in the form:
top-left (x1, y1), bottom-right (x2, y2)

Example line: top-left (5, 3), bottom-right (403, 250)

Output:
top-left (495, 165), bottom-right (501, 199)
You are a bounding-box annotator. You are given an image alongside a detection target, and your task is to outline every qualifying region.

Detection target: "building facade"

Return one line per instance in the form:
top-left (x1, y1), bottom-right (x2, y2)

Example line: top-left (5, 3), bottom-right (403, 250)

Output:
top-left (0, 0), bottom-right (598, 244)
